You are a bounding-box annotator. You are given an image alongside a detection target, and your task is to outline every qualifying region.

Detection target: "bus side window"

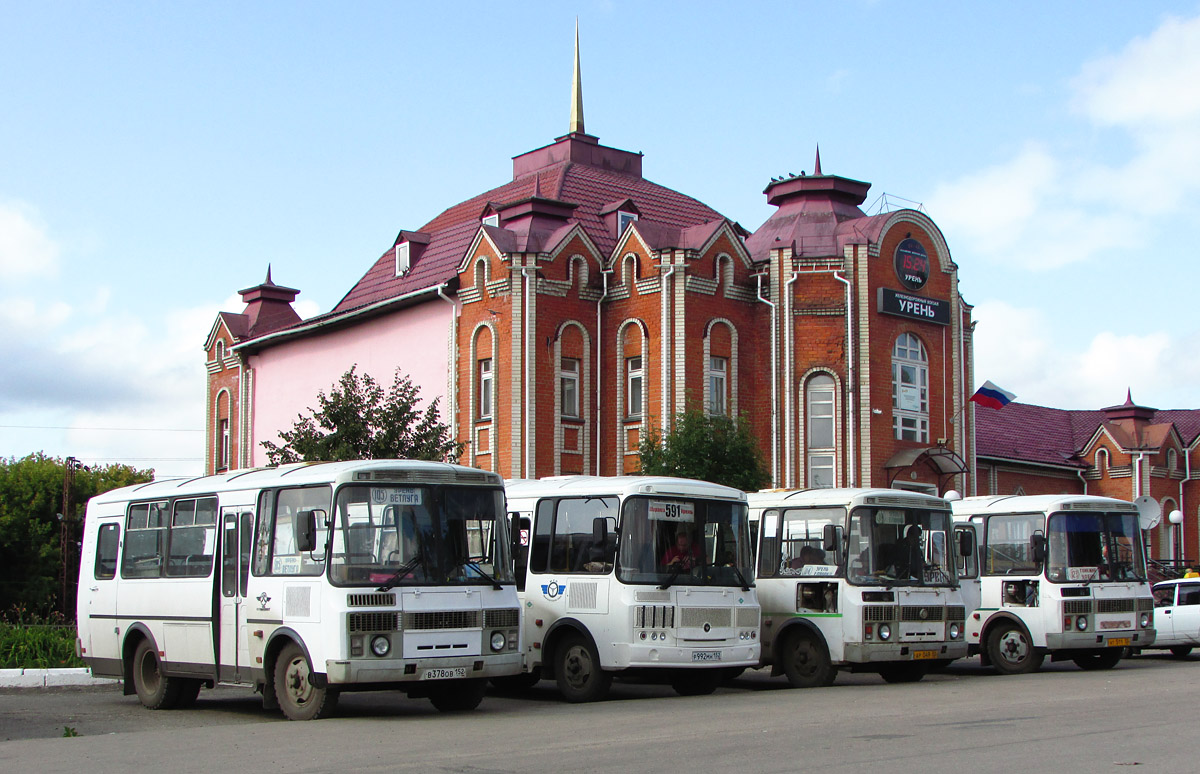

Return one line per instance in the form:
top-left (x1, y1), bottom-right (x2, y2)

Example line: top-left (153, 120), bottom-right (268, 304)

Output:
top-left (512, 514), bottom-right (530, 591)
top-left (94, 523), bottom-right (120, 580)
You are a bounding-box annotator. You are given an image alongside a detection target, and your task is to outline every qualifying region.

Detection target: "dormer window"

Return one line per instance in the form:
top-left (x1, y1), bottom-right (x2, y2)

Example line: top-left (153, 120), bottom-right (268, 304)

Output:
top-left (395, 243), bottom-right (411, 276)
top-left (482, 213), bottom-right (499, 228)
top-left (618, 211), bottom-right (638, 234)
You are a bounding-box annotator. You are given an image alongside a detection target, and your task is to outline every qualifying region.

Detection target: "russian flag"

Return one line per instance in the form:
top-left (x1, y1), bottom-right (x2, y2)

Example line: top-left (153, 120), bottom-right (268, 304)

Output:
top-left (970, 380), bottom-right (1016, 410)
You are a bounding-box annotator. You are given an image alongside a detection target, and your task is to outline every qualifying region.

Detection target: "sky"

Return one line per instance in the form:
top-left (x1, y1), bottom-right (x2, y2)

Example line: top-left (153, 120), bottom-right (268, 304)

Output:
top-left (3, 1), bottom-right (1199, 477)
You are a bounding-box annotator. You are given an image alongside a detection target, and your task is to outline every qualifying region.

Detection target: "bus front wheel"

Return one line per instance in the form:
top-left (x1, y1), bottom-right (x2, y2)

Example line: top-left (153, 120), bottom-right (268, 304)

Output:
top-left (1072, 648), bottom-right (1123, 671)
top-left (780, 630), bottom-right (836, 688)
top-left (131, 639), bottom-right (182, 709)
top-left (555, 634), bottom-right (612, 703)
top-left (273, 642), bottom-right (338, 720)
top-left (670, 669), bottom-right (721, 696)
top-left (986, 622), bottom-right (1044, 675)
top-left (1170, 646), bottom-right (1193, 659)
top-left (878, 663), bottom-right (928, 683)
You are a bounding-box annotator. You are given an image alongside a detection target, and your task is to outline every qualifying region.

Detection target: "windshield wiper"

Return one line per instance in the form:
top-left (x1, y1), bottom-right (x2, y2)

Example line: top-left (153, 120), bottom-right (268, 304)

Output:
top-left (461, 560), bottom-right (504, 590)
top-left (659, 565), bottom-right (687, 590)
top-left (727, 564), bottom-right (753, 591)
top-left (376, 553), bottom-right (426, 592)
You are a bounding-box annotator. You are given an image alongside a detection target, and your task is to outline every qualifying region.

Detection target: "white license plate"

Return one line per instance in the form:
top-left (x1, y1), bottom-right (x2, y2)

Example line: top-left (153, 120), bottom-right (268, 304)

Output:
top-left (692, 651), bottom-right (722, 662)
top-left (420, 667), bottom-right (467, 680)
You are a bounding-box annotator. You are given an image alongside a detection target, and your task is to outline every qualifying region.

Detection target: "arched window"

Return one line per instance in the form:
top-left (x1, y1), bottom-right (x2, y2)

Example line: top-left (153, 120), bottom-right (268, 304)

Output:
top-left (214, 390), bottom-right (231, 472)
top-left (891, 333), bottom-right (928, 442)
top-left (1095, 447), bottom-right (1109, 475)
top-left (1168, 448), bottom-right (1178, 472)
top-left (474, 258), bottom-right (488, 291)
top-left (215, 340), bottom-right (225, 362)
top-left (806, 373), bottom-right (836, 488)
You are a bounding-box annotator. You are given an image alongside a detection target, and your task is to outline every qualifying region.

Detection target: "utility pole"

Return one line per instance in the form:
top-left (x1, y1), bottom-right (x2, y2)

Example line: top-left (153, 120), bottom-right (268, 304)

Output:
top-left (59, 456), bottom-right (79, 616)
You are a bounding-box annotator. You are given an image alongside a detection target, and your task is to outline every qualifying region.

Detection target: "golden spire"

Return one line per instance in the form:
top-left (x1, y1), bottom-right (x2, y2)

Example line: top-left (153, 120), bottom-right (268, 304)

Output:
top-left (569, 19), bottom-right (585, 135)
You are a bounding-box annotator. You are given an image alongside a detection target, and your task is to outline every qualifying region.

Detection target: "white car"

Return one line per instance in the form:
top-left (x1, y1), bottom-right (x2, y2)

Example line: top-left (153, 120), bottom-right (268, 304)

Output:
top-left (1148, 579), bottom-right (1200, 658)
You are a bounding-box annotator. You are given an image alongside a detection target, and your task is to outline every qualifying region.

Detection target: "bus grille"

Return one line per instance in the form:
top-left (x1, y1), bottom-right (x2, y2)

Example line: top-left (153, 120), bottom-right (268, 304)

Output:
top-left (679, 607), bottom-right (732, 628)
top-left (348, 612), bottom-right (400, 633)
top-left (736, 607), bottom-right (760, 628)
top-left (1063, 600), bottom-right (1093, 615)
top-left (900, 606), bottom-right (945, 622)
top-left (347, 593), bottom-right (395, 608)
top-left (1097, 599), bottom-right (1135, 614)
top-left (484, 608), bottom-right (520, 628)
top-left (863, 605), bottom-right (896, 622)
top-left (403, 610), bottom-right (481, 630)
top-left (1137, 597), bottom-right (1154, 612)
top-left (947, 606), bottom-right (966, 621)
top-left (635, 605), bottom-right (674, 628)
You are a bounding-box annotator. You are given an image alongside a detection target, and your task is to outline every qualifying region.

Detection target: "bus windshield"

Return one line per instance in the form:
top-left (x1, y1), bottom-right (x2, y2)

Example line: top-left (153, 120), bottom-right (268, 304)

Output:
top-left (1047, 511), bottom-right (1146, 582)
top-left (616, 496), bottom-right (753, 587)
top-left (847, 506), bottom-right (954, 586)
top-left (328, 484), bottom-right (514, 588)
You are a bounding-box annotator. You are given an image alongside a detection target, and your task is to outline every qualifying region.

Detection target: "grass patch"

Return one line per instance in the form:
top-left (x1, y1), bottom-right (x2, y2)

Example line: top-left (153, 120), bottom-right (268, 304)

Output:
top-left (0, 607), bottom-right (86, 669)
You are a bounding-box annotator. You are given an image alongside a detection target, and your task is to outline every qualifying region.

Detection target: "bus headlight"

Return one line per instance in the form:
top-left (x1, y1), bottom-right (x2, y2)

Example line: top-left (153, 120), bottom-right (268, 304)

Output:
top-left (490, 631), bottom-right (507, 652)
top-left (1076, 616), bottom-right (1088, 631)
top-left (878, 624), bottom-right (892, 641)
top-left (371, 635), bottom-right (391, 657)
top-left (1140, 613), bottom-right (1151, 628)
top-left (949, 622), bottom-right (961, 640)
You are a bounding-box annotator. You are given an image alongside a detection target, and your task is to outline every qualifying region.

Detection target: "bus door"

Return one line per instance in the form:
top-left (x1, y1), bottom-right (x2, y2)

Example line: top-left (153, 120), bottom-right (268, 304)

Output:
top-left (83, 519), bottom-right (122, 667)
top-left (218, 508), bottom-right (254, 683)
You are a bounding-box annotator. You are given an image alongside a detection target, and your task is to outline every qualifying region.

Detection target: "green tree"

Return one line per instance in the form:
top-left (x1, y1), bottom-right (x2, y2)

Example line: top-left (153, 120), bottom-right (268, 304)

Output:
top-left (638, 409), bottom-right (771, 492)
top-left (0, 453), bottom-right (153, 614)
top-left (262, 366), bottom-right (462, 465)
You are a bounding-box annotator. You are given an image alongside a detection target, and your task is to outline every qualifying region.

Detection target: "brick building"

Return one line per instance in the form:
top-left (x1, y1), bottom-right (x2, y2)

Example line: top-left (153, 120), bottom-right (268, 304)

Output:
top-left (976, 393), bottom-right (1200, 564)
top-left (203, 45), bottom-right (978, 497)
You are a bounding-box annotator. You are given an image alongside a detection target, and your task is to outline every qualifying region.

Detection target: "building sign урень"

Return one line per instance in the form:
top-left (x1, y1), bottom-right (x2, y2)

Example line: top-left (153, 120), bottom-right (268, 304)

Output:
top-left (878, 288), bottom-right (950, 325)
top-left (893, 238), bottom-right (929, 291)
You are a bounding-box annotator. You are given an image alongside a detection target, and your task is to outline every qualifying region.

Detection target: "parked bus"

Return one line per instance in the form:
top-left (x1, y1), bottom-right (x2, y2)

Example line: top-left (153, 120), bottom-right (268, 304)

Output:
top-left (501, 476), bottom-right (760, 702)
top-left (950, 494), bottom-right (1156, 674)
top-left (76, 460), bottom-right (522, 720)
top-left (748, 488), bottom-right (969, 687)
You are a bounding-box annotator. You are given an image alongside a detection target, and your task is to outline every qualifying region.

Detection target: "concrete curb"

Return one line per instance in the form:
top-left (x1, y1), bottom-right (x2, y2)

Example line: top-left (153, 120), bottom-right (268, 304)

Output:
top-left (0, 668), bottom-right (119, 688)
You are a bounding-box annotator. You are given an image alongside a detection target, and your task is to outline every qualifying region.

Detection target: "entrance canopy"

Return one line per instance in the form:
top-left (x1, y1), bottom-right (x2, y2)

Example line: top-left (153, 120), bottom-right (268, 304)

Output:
top-left (883, 446), bottom-right (970, 492)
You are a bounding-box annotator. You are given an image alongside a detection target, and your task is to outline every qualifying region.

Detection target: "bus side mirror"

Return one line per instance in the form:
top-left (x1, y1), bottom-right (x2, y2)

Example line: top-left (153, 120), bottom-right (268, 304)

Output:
top-left (1030, 533), bottom-right (1046, 564)
top-left (593, 517), bottom-right (609, 549)
top-left (959, 531), bottom-right (974, 558)
top-left (823, 523), bottom-right (838, 553)
top-left (295, 510), bottom-right (322, 553)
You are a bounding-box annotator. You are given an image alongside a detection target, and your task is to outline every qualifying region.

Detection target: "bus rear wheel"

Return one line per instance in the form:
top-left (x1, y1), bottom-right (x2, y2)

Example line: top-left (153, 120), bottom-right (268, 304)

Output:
top-left (555, 634), bottom-right (611, 703)
top-left (986, 622), bottom-right (1044, 675)
top-left (274, 642), bottom-right (338, 720)
top-left (131, 639), bottom-right (182, 709)
top-left (1072, 648), bottom-right (1123, 671)
top-left (428, 679), bottom-right (487, 712)
top-left (780, 630), bottom-right (836, 688)
top-left (670, 669), bottom-right (721, 696)
top-left (878, 663), bottom-right (928, 683)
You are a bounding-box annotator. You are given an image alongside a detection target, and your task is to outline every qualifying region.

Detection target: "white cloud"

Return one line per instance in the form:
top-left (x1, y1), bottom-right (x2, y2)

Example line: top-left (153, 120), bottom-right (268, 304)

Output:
top-left (0, 200), bottom-right (60, 279)
top-left (971, 300), bottom-right (1193, 410)
top-left (929, 12), bottom-right (1200, 272)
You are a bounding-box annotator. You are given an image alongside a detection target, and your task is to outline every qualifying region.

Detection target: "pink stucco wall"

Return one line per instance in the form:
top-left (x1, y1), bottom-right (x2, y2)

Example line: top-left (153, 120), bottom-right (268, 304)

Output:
top-left (248, 300), bottom-right (453, 467)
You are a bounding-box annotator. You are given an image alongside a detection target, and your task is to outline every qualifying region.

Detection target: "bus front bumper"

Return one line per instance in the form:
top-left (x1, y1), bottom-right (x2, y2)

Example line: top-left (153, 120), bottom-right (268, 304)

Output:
top-left (842, 641), bottom-right (969, 663)
top-left (1044, 629), bottom-right (1154, 650)
top-left (325, 652), bottom-right (523, 685)
top-left (611, 642), bottom-right (759, 670)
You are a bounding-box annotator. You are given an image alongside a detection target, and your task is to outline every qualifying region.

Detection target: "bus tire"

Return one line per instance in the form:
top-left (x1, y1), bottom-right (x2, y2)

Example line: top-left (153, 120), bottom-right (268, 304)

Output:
top-left (1072, 649), bottom-right (1123, 671)
top-left (131, 639), bottom-right (183, 710)
top-left (274, 642), bottom-right (338, 720)
top-left (878, 663), bottom-right (928, 683)
top-left (1170, 646), bottom-right (1193, 659)
top-left (780, 629), bottom-right (836, 689)
top-left (555, 633), bottom-right (612, 703)
top-left (986, 622), bottom-right (1043, 675)
top-left (490, 669), bottom-right (542, 694)
top-left (428, 678), bottom-right (487, 712)
top-left (671, 669), bottom-right (721, 696)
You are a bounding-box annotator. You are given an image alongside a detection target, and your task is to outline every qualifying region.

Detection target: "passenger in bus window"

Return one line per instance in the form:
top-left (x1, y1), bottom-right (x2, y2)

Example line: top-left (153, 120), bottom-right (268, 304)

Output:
top-left (662, 528), bottom-right (701, 570)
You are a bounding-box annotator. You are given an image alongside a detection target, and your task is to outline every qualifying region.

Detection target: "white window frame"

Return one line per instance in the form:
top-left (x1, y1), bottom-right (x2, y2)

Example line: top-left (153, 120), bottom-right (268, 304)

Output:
top-left (708, 356), bottom-right (728, 416)
top-left (891, 333), bottom-right (928, 442)
top-left (560, 358), bottom-right (580, 419)
top-left (478, 358), bottom-right (493, 420)
top-left (618, 211), bottom-right (638, 234)
top-left (395, 243), bottom-right (411, 276)
top-left (626, 356), bottom-right (643, 418)
top-left (806, 373), bottom-right (836, 487)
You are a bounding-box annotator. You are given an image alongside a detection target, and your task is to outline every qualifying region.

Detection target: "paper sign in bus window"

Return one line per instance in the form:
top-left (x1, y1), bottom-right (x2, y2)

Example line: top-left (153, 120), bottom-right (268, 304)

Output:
top-left (649, 500), bottom-right (695, 522)
top-left (371, 487), bottom-right (422, 506)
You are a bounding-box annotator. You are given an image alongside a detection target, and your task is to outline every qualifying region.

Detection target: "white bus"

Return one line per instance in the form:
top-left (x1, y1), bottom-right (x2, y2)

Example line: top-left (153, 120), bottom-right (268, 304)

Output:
top-left (950, 494), bottom-right (1156, 674)
top-left (76, 460), bottom-right (522, 720)
top-left (501, 476), bottom-right (760, 702)
top-left (748, 488), bottom-right (970, 687)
